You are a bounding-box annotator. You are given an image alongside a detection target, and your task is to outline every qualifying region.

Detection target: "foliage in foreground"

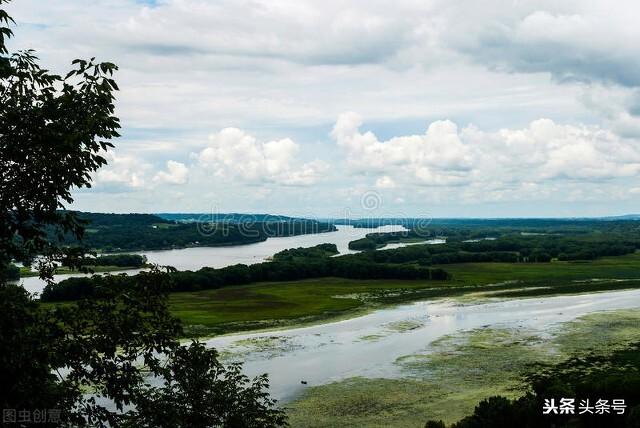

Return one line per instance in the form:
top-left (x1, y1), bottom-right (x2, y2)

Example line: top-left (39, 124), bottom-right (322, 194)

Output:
top-left (129, 341), bottom-right (287, 428)
top-left (1, 270), bottom-right (287, 427)
top-left (426, 342), bottom-right (640, 428)
top-left (0, 2), bottom-right (287, 425)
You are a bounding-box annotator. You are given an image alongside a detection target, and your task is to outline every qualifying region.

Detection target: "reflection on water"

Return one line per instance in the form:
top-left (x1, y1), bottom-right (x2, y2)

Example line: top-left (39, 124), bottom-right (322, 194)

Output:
top-left (205, 289), bottom-right (640, 402)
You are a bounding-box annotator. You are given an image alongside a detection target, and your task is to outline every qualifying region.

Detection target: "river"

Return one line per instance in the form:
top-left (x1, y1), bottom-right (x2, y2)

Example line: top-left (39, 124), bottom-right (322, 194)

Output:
top-left (204, 288), bottom-right (640, 402)
top-left (30, 221), bottom-right (636, 406)
top-left (20, 225), bottom-right (433, 294)
top-left (36, 225), bottom-right (637, 411)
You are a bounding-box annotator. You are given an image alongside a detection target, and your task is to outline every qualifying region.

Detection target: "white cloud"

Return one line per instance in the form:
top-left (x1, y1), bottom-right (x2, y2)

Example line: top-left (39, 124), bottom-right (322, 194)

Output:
top-left (375, 176), bottom-right (396, 189)
top-left (439, 1), bottom-right (640, 87)
top-left (424, 1), bottom-right (640, 130)
top-left (197, 127), bottom-right (328, 186)
top-left (334, 113), bottom-right (640, 191)
top-left (10, 0), bottom-right (640, 215)
top-left (332, 112), bottom-right (473, 186)
top-left (579, 85), bottom-right (640, 138)
top-left (280, 160), bottom-right (330, 186)
top-left (6, 0), bottom-right (589, 134)
top-left (153, 160), bottom-right (189, 185)
top-left (475, 119), bottom-right (640, 181)
top-left (93, 150), bottom-right (149, 190)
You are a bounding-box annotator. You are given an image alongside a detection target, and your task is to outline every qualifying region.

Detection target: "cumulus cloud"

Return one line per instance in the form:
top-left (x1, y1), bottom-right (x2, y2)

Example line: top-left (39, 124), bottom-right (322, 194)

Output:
top-left (332, 112), bottom-right (474, 186)
top-left (334, 113), bottom-right (640, 190)
top-left (92, 151), bottom-right (149, 191)
top-left (478, 119), bottom-right (640, 181)
top-left (153, 160), bottom-right (189, 185)
top-left (13, 0), bottom-right (640, 214)
top-left (197, 127), bottom-right (328, 186)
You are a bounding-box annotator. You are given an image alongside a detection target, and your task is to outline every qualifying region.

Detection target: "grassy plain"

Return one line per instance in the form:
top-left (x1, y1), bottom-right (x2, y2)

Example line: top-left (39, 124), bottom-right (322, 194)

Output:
top-left (171, 253), bottom-right (640, 336)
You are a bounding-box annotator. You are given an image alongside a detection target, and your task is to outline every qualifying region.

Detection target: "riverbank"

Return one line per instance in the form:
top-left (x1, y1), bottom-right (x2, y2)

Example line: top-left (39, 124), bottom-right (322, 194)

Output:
top-left (200, 287), bottom-right (640, 412)
top-left (19, 264), bottom-right (146, 278)
top-left (173, 252), bottom-right (640, 336)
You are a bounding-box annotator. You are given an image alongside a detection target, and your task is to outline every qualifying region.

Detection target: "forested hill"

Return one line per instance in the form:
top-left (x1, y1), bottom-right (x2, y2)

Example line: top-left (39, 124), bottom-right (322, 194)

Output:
top-left (61, 212), bottom-right (336, 252)
top-left (157, 213), bottom-right (299, 223)
top-left (333, 216), bottom-right (640, 229)
top-left (75, 211), bottom-right (172, 227)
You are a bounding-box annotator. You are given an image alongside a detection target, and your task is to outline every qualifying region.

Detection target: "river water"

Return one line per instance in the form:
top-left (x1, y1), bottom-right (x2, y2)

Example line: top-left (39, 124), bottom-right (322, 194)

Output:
top-left (20, 225), bottom-right (426, 294)
top-left (204, 288), bottom-right (640, 402)
top-left (25, 223), bottom-right (639, 406)
top-left (30, 225), bottom-right (639, 410)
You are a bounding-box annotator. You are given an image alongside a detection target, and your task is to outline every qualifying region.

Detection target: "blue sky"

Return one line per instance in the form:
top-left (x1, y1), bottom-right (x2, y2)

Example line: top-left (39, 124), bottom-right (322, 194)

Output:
top-left (7, 0), bottom-right (640, 217)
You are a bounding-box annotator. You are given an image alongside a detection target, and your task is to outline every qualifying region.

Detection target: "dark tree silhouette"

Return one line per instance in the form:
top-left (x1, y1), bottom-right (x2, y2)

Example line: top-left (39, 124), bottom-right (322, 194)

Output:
top-left (0, 2), bottom-right (287, 426)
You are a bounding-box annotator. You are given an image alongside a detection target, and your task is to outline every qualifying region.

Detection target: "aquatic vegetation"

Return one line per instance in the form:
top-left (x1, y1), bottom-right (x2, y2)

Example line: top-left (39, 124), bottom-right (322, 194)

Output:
top-left (286, 309), bottom-right (640, 427)
top-left (396, 327), bottom-right (551, 391)
top-left (358, 334), bottom-right (385, 342)
top-left (226, 335), bottom-right (303, 360)
top-left (552, 310), bottom-right (640, 355)
top-left (385, 319), bottom-right (425, 333)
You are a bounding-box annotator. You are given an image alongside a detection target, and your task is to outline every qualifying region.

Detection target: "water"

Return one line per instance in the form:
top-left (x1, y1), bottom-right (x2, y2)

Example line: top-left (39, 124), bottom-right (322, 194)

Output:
top-left (382, 238), bottom-right (445, 250)
top-left (20, 225), bottom-right (409, 294)
top-left (26, 224), bottom-right (640, 411)
top-left (19, 269), bottom-right (147, 295)
top-left (135, 224), bottom-right (407, 270)
top-left (204, 289), bottom-right (640, 402)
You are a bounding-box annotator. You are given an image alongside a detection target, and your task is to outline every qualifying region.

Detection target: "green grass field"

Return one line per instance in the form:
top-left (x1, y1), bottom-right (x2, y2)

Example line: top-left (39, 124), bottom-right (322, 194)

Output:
top-left (171, 253), bottom-right (640, 336)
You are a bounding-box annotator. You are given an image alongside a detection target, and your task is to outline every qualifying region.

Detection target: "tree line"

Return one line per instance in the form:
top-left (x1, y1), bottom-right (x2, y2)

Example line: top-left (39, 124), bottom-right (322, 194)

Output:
top-left (84, 253), bottom-right (148, 267)
top-left (348, 230), bottom-right (437, 250)
top-left (41, 255), bottom-right (450, 302)
top-left (272, 243), bottom-right (339, 261)
top-left (348, 231), bottom-right (640, 265)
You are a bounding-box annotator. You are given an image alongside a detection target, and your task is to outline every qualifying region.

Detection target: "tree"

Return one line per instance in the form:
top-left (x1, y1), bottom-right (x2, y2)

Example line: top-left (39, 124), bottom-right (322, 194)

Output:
top-left (0, 2), bottom-right (287, 426)
top-left (0, 25), bottom-right (119, 279)
top-left (128, 342), bottom-right (287, 428)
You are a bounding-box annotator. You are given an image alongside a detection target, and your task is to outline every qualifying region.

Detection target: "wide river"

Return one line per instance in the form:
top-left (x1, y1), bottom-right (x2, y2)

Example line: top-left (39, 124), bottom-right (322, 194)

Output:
top-left (31, 226), bottom-right (639, 408)
top-left (205, 288), bottom-right (640, 403)
top-left (20, 225), bottom-right (441, 294)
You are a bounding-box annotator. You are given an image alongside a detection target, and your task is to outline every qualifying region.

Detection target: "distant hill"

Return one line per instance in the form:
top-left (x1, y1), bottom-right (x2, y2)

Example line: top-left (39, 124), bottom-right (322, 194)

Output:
top-left (599, 214), bottom-right (640, 220)
top-left (156, 213), bottom-right (299, 223)
top-left (331, 216), bottom-right (640, 228)
top-left (75, 211), bottom-right (171, 227)
top-left (61, 211), bottom-right (335, 252)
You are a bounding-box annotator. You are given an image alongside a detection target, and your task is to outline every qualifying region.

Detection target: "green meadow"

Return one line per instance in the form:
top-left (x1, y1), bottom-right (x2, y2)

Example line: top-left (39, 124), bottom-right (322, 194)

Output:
top-left (171, 252), bottom-right (640, 336)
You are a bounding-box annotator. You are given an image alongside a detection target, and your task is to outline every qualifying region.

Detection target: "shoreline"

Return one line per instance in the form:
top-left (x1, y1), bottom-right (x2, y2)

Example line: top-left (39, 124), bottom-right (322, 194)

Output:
top-left (176, 275), bottom-right (640, 338)
top-left (201, 288), bottom-right (640, 406)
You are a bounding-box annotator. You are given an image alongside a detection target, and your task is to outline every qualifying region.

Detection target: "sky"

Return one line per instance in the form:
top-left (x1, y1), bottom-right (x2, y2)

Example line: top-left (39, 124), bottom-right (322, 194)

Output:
top-left (6, 0), bottom-right (640, 217)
